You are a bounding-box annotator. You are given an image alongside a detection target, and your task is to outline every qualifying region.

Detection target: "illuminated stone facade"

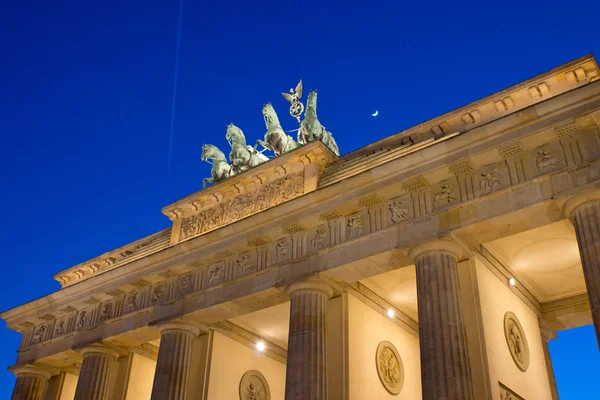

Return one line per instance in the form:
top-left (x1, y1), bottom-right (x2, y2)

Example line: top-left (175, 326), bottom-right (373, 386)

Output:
top-left (3, 55), bottom-right (600, 400)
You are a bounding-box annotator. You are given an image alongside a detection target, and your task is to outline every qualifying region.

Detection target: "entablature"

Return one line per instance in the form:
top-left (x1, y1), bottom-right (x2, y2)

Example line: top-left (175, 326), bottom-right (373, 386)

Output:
top-left (44, 55), bottom-right (600, 291)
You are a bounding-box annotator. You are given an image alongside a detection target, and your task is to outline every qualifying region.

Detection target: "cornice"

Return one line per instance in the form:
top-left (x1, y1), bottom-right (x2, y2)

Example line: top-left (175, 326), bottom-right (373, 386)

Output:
top-left (330, 54), bottom-right (599, 166)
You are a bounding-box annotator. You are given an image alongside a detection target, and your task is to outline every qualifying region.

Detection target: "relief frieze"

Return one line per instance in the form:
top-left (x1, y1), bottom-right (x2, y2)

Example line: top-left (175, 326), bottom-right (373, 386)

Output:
top-left (180, 172), bottom-right (304, 241)
top-left (387, 195), bottom-right (413, 224)
top-left (477, 162), bottom-right (509, 196)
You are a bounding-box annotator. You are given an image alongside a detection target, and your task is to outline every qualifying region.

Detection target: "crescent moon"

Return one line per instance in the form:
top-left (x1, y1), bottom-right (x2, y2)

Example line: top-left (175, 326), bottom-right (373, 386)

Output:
top-left (372, 110), bottom-right (379, 117)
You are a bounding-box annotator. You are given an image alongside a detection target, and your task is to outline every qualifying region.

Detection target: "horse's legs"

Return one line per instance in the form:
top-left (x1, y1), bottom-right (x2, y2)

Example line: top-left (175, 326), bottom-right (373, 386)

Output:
top-left (203, 177), bottom-right (214, 188)
top-left (255, 139), bottom-right (271, 153)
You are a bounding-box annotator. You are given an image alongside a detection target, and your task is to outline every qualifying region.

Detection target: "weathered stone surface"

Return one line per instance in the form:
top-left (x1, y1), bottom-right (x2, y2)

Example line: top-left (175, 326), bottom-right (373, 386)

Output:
top-left (10, 366), bottom-right (51, 400)
top-left (150, 322), bottom-right (200, 400)
top-left (409, 240), bottom-right (474, 400)
top-left (284, 278), bottom-right (333, 400)
top-left (564, 188), bottom-right (600, 347)
top-left (73, 346), bottom-right (119, 400)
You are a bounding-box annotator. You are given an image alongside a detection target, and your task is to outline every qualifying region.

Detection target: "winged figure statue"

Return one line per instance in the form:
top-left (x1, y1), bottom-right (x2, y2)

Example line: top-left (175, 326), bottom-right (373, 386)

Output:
top-left (282, 79), bottom-right (304, 122)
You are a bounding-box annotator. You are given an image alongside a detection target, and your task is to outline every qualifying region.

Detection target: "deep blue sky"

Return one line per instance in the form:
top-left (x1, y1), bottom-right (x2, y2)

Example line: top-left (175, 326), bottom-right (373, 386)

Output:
top-left (1, 0), bottom-right (599, 397)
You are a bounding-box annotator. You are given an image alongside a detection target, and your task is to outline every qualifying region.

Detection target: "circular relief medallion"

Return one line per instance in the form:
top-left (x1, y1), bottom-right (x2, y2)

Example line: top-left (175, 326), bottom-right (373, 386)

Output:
top-left (375, 341), bottom-right (405, 395)
top-left (503, 311), bottom-right (530, 371)
top-left (239, 370), bottom-right (270, 400)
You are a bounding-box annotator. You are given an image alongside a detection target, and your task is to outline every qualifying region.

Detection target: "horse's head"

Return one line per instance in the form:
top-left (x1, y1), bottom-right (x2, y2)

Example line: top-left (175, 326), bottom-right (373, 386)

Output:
top-left (201, 144), bottom-right (224, 162)
top-left (307, 90), bottom-right (318, 111)
top-left (262, 103), bottom-right (274, 117)
top-left (225, 123), bottom-right (246, 146)
top-left (262, 103), bottom-right (280, 128)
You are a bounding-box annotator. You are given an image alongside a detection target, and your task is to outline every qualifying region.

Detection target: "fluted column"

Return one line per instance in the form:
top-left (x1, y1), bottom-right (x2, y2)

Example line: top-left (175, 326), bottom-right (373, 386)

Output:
top-left (285, 277), bottom-right (333, 400)
top-left (73, 345), bottom-right (119, 400)
top-left (409, 239), bottom-right (474, 400)
top-left (11, 366), bottom-right (51, 400)
top-left (150, 322), bottom-right (200, 400)
top-left (564, 189), bottom-right (600, 348)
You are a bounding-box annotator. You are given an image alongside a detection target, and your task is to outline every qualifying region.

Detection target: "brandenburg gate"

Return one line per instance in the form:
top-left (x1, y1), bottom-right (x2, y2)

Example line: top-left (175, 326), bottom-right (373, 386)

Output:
top-left (2, 54), bottom-right (600, 400)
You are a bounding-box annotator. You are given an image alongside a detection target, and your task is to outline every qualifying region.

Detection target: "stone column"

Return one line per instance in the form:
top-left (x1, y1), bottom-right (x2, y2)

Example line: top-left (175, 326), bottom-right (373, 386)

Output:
top-left (73, 345), bottom-right (119, 400)
top-left (285, 277), bottom-right (333, 400)
top-left (409, 239), bottom-right (474, 400)
top-left (564, 189), bottom-right (600, 347)
top-left (11, 366), bottom-right (51, 400)
top-left (150, 322), bottom-right (200, 400)
top-left (539, 319), bottom-right (560, 400)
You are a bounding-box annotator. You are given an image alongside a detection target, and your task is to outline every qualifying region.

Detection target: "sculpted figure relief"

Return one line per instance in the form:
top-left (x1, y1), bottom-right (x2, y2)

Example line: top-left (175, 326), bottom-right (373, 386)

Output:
top-left (239, 370), bottom-right (270, 400)
top-left (480, 169), bottom-right (503, 194)
top-left (99, 303), bottom-right (112, 322)
top-left (433, 184), bottom-right (457, 207)
top-left (503, 312), bottom-right (529, 371)
top-left (179, 274), bottom-right (194, 296)
top-left (389, 201), bottom-right (411, 223)
top-left (32, 325), bottom-right (46, 344)
top-left (208, 263), bottom-right (225, 284)
top-left (347, 214), bottom-right (366, 238)
top-left (311, 228), bottom-right (327, 249)
top-left (77, 311), bottom-right (88, 328)
top-left (180, 173), bottom-right (304, 240)
top-left (535, 149), bottom-right (560, 174)
top-left (54, 320), bottom-right (65, 337)
top-left (152, 284), bottom-right (165, 303)
top-left (298, 90), bottom-right (340, 155)
top-left (375, 341), bottom-right (404, 395)
top-left (237, 254), bottom-right (256, 274)
top-left (125, 292), bottom-right (138, 312)
top-left (275, 240), bottom-right (290, 261)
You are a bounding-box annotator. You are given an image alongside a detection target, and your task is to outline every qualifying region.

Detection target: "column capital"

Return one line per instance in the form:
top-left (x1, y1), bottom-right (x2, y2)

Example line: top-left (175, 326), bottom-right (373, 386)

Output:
top-left (286, 276), bottom-right (334, 299)
top-left (539, 319), bottom-right (558, 342)
top-left (409, 239), bottom-right (463, 262)
top-left (11, 366), bottom-right (51, 381)
top-left (80, 345), bottom-right (120, 360)
top-left (563, 188), bottom-right (600, 218)
top-left (157, 321), bottom-right (201, 337)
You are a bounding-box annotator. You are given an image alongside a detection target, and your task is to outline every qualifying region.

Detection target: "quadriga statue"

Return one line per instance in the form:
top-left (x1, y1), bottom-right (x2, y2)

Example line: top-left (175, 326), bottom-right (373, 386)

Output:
top-left (225, 123), bottom-right (268, 173)
top-left (299, 90), bottom-right (339, 155)
top-left (255, 103), bottom-right (300, 156)
top-left (201, 144), bottom-right (233, 187)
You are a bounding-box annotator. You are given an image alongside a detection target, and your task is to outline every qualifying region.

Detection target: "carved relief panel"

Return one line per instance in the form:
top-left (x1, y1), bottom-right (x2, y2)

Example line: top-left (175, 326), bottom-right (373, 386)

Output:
top-left (51, 310), bottom-right (76, 339)
top-left (239, 370), bottom-right (270, 400)
top-left (124, 291), bottom-right (139, 314)
top-left (476, 162), bottom-right (510, 197)
top-left (29, 322), bottom-right (52, 346)
top-left (503, 312), bottom-right (529, 371)
top-left (375, 341), bottom-right (404, 395)
top-left (75, 304), bottom-right (99, 330)
top-left (307, 224), bottom-right (329, 252)
top-left (499, 382), bottom-right (525, 400)
top-left (272, 237), bottom-right (292, 264)
top-left (207, 261), bottom-right (227, 287)
top-left (178, 272), bottom-right (195, 297)
top-left (235, 250), bottom-right (258, 278)
top-left (179, 172), bottom-right (304, 241)
top-left (346, 210), bottom-right (370, 239)
top-left (387, 195), bottom-right (414, 225)
top-left (431, 178), bottom-right (460, 210)
top-left (98, 301), bottom-right (114, 322)
top-left (151, 281), bottom-right (167, 304)
top-left (530, 142), bottom-right (564, 177)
